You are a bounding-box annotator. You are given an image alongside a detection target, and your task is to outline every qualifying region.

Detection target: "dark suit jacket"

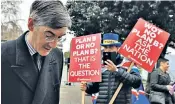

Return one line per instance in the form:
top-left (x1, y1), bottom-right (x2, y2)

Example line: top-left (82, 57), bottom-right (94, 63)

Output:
top-left (1, 31), bottom-right (63, 104)
top-left (150, 68), bottom-right (173, 103)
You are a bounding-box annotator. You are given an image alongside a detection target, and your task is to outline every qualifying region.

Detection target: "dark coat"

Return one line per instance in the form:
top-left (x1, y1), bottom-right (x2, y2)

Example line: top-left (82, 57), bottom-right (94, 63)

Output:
top-left (1, 31), bottom-right (63, 104)
top-left (86, 67), bottom-right (141, 104)
top-left (150, 68), bottom-right (173, 104)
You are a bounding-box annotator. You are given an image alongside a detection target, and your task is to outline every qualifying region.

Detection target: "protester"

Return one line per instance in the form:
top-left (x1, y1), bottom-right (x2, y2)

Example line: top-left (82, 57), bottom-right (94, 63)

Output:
top-left (150, 58), bottom-right (174, 104)
top-left (1, 0), bottom-right (71, 104)
top-left (80, 33), bottom-right (141, 104)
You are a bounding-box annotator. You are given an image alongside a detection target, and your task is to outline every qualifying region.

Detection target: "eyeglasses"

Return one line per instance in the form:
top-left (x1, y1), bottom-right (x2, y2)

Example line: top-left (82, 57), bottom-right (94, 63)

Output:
top-left (44, 30), bottom-right (66, 42)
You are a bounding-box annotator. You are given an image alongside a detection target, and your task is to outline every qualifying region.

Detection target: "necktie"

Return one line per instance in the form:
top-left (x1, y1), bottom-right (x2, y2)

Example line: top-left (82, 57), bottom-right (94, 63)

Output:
top-left (33, 53), bottom-right (42, 71)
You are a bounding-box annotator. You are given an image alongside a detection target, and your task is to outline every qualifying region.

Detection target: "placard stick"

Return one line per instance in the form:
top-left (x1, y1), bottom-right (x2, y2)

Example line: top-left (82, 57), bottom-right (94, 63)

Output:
top-left (81, 81), bottom-right (86, 104)
top-left (82, 91), bottom-right (85, 104)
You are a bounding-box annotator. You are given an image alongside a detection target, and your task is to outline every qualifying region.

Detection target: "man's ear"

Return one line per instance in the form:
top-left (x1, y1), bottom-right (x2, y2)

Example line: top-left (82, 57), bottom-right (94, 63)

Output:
top-left (28, 18), bottom-right (34, 31)
top-left (160, 62), bottom-right (163, 66)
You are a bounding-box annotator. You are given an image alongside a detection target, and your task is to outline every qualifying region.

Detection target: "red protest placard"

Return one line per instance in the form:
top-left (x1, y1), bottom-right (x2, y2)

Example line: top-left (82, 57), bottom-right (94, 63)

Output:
top-left (118, 18), bottom-right (170, 72)
top-left (69, 33), bottom-right (101, 82)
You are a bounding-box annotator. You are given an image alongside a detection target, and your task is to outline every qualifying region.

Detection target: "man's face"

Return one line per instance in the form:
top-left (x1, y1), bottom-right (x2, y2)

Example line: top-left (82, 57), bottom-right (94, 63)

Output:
top-left (31, 26), bottom-right (68, 56)
top-left (161, 61), bottom-right (169, 71)
top-left (103, 45), bottom-right (119, 53)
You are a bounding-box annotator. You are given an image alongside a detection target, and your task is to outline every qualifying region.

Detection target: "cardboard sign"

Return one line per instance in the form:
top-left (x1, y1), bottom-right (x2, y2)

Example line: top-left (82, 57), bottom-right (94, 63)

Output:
top-left (118, 18), bottom-right (170, 72)
top-left (69, 33), bottom-right (101, 82)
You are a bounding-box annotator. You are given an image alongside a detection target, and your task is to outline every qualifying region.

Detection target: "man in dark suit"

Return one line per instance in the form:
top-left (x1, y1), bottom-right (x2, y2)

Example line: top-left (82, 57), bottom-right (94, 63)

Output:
top-left (150, 58), bottom-right (174, 104)
top-left (1, 1), bottom-right (71, 104)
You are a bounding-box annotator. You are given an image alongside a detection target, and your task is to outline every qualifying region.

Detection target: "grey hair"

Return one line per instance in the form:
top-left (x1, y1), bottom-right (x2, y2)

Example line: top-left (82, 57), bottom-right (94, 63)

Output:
top-left (29, 0), bottom-right (71, 29)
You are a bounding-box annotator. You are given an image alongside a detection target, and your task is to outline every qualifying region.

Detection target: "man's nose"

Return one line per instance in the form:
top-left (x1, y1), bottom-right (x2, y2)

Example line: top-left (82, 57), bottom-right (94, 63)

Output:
top-left (49, 40), bottom-right (57, 48)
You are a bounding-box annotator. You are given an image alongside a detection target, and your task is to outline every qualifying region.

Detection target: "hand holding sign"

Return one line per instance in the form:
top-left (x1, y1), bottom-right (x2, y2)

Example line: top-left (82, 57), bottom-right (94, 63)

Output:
top-left (80, 82), bottom-right (87, 91)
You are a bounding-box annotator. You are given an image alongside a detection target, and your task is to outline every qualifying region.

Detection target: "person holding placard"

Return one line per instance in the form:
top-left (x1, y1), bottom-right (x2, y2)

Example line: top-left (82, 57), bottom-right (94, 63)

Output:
top-left (80, 33), bottom-right (141, 104)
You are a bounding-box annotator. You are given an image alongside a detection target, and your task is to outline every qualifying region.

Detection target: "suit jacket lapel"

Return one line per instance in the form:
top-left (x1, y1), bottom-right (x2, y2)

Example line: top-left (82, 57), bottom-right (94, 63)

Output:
top-left (32, 51), bottom-right (57, 104)
top-left (12, 31), bottom-right (39, 92)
